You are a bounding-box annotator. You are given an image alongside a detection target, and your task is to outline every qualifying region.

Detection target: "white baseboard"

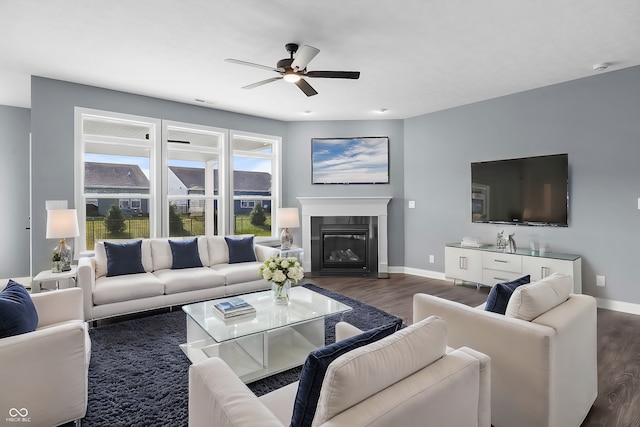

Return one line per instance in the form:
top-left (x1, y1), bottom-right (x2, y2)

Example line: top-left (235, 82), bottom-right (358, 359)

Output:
top-left (389, 266), bottom-right (640, 316)
top-left (388, 266), bottom-right (448, 281)
top-left (595, 298), bottom-right (640, 315)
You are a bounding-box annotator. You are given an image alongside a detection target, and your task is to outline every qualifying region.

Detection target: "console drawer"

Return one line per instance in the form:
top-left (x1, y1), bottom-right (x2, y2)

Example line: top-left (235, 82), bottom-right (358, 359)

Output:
top-left (482, 252), bottom-right (522, 273)
top-left (482, 269), bottom-right (525, 287)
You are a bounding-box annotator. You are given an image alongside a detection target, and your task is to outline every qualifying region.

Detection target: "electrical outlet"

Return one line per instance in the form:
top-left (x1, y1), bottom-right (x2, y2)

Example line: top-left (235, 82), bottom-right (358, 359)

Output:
top-left (596, 275), bottom-right (606, 287)
top-left (429, 254), bottom-right (435, 263)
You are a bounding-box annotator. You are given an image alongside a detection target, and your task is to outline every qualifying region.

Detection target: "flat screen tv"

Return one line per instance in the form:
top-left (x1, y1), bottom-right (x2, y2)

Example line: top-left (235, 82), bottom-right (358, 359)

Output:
top-left (471, 154), bottom-right (569, 227)
top-left (311, 136), bottom-right (389, 184)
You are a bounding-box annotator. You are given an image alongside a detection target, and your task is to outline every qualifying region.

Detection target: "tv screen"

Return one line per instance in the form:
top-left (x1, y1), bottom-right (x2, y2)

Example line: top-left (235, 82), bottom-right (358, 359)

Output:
top-left (471, 154), bottom-right (568, 227)
top-left (311, 137), bottom-right (389, 184)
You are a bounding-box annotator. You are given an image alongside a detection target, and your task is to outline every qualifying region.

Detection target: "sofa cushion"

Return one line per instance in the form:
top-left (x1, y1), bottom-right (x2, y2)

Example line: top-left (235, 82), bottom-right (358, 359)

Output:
top-left (0, 280), bottom-right (39, 338)
top-left (95, 240), bottom-right (153, 278)
top-left (154, 267), bottom-right (226, 295)
top-left (210, 262), bottom-right (264, 285)
top-left (225, 236), bottom-right (257, 264)
top-left (485, 275), bottom-right (530, 314)
top-left (505, 272), bottom-right (573, 321)
top-left (92, 272), bottom-right (165, 305)
top-left (313, 316), bottom-right (448, 426)
top-left (169, 238), bottom-right (204, 269)
top-left (104, 240), bottom-right (146, 277)
top-left (290, 317), bottom-right (403, 427)
top-left (207, 236), bottom-right (230, 266)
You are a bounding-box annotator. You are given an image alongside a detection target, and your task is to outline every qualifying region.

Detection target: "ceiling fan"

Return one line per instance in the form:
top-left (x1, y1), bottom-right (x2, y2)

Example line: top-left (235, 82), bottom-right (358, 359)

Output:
top-left (225, 43), bottom-right (360, 97)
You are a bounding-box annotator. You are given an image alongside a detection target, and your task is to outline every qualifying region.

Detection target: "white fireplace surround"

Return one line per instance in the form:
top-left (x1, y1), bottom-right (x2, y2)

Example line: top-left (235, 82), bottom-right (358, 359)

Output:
top-left (297, 196), bottom-right (392, 275)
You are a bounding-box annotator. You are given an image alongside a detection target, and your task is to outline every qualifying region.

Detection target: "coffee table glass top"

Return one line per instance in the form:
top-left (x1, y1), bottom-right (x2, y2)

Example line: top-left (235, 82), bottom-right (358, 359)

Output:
top-left (182, 286), bottom-right (351, 343)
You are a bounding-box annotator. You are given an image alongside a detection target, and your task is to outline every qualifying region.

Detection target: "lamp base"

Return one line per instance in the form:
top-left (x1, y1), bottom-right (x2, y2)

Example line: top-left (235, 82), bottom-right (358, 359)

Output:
top-left (54, 239), bottom-right (73, 272)
top-left (280, 228), bottom-right (293, 250)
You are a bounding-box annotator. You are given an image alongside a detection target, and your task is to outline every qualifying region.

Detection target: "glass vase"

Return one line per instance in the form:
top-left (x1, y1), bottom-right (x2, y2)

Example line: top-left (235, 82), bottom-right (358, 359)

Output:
top-left (272, 280), bottom-right (291, 305)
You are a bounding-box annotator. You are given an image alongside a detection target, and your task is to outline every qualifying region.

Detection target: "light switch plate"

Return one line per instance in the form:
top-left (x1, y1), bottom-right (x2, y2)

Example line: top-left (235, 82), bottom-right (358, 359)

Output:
top-left (408, 200), bottom-right (416, 209)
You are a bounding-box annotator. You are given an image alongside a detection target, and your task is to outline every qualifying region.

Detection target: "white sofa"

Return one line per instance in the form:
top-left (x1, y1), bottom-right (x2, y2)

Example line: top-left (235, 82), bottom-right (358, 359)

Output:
top-left (413, 274), bottom-right (597, 427)
top-left (189, 316), bottom-right (491, 427)
top-left (77, 236), bottom-right (280, 321)
top-left (0, 287), bottom-right (91, 427)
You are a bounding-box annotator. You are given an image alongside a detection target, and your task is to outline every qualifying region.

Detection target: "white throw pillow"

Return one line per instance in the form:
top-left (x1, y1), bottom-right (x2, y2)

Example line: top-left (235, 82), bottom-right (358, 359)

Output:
top-left (505, 272), bottom-right (573, 321)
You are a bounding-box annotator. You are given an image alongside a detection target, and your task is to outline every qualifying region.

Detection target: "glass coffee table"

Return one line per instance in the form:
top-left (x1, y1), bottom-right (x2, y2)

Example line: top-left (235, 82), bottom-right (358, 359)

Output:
top-left (180, 286), bottom-right (351, 383)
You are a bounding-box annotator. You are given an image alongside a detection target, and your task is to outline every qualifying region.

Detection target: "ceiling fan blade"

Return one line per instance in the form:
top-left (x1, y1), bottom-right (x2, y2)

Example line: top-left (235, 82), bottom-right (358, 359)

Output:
top-left (295, 78), bottom-right (318, 97)
top-left (225, 58), bottom-right (280, 73)
top-left (242, 77), bottom-right (282, 89)
top-left (291, 45), bottom-right (320, 71)
top-left (305, 70), bottom-right (360, 79)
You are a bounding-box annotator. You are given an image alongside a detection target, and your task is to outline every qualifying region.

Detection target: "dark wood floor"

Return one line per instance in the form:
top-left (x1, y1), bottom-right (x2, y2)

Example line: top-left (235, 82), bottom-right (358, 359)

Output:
top-left (308, 273), bottom-right (640, 427)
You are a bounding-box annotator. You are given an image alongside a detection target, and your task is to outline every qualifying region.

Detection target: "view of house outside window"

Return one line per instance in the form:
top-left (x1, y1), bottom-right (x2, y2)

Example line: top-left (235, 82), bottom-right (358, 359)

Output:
top-left (75, 109), bottom-right (281, 253)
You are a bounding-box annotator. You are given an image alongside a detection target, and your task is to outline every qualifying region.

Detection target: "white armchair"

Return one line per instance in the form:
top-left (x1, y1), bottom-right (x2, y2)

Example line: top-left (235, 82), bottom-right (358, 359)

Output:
top-left (413, 289), bottom-right (597, 427)
top-left (0, 287), bottom-right (91, 427)
top-left (189, 316), bottom-right (491, 427)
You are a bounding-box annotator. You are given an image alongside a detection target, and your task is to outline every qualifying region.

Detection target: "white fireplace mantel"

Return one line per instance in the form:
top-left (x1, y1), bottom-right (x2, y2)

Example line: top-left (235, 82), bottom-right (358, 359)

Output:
top-left (297, 196), bottom-right (392, 275)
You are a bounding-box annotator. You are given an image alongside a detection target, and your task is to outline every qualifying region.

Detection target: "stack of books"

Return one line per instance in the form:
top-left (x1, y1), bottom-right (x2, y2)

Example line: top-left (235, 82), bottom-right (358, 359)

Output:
top-left (213, 297), bottom-right (256, 319)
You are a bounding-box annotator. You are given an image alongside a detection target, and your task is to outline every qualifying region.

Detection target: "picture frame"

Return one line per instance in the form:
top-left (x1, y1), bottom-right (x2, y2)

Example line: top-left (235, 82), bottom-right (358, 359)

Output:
top-left (311, 136), bottom-right (390, 184)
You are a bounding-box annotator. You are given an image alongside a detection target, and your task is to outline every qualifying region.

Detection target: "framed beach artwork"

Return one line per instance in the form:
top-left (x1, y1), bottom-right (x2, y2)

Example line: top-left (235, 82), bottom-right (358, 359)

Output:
top-left (311, 136), bottom-right (390, 184)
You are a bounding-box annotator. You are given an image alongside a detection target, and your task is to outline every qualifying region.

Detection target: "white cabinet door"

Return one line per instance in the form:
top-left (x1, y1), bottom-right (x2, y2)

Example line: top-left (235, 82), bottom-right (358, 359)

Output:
top-left (522, 256), bottom-right (582, 293)
top-left (445, 247), bottom-right (483, 283)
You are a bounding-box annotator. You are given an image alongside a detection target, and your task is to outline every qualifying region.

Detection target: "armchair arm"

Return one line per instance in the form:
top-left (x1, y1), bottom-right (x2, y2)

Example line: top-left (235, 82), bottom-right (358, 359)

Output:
top-left (77, 257), bottom-right (96, 321)
top-left (335, 321), bottom-right (363, 342)
top-left (31, 287), bottom-right (84, 326)
top-left (189, 357), bottom-right (283, 427)
top-left (0, 321), bottom-right (89, 425)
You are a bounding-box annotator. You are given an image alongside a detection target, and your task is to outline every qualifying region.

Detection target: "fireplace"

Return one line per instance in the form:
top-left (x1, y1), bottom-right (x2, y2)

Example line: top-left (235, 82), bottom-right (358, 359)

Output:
top-left (311, 219), bottom-right (378, 276)
top-left (298, 196), bottom-right (392, 278)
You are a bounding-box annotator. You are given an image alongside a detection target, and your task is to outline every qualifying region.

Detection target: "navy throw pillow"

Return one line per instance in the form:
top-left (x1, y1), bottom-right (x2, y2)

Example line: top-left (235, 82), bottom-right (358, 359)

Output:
top-left (225, 236), bottom-right (256, 264)
top-left (0, 280), bottom-right (39, 339)
top-left (485, 275), bottom-right (531, 314)
top-left (290, 317), bottom-right (403, 427)
top-left (169, 238), bottom-right (203, 269)
top-left (104, 240), bottom-right (146, 277)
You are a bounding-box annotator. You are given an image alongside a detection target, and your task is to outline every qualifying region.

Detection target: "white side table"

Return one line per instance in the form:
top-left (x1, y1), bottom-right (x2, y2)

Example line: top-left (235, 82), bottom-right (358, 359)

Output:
top-left (279, 246), bottom-right (304, 263)
top-left (32, 266), bottom-right (78, 293)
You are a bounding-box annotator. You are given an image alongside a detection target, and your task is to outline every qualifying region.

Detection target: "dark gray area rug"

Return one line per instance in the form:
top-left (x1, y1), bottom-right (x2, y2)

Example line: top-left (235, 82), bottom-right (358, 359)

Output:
top-left (78, 283), bottom-right (401, 427)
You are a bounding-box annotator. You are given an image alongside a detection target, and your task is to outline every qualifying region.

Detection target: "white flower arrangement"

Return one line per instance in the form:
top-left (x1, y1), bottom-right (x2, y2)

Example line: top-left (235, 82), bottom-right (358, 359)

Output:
top-left (258, 256), bottom-right (304, 287)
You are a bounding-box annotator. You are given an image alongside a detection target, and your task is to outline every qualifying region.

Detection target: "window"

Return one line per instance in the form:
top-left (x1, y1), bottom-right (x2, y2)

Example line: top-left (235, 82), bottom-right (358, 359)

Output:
top-left (164, 121), bottom-right (225, 237)
top-left (75, 109), bottom-right (281, 253)
top-left (230, 130), bottom-right (281, 237)
top-left (75, 109), bottom-right (160, 252)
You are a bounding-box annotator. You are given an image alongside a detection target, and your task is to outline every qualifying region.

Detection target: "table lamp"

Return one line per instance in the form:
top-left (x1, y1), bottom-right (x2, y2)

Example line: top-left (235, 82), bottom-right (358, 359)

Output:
top-left (277, 208), bottom-right (300, 250)
top-left (46, 209), bottom-right (80, 272)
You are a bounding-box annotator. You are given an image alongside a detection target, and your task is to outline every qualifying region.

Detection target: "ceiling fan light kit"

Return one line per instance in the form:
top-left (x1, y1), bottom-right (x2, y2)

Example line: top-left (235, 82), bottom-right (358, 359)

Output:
top-left (225, 43), bottom-right (360, 96)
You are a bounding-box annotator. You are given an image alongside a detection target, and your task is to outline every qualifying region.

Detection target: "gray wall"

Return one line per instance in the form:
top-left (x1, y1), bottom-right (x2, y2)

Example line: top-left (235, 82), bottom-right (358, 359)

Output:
top-left (284, 120), bottom-right (405, 266)
top-left (404, 65), bottom-right (640, 303)
top-left (0, 106), bottom-right (31, 277)
top-left (30, 77), bottom-right (286, 274)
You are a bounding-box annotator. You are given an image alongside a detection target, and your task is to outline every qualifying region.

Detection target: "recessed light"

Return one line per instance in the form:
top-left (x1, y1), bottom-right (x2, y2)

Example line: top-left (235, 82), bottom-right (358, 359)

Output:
top-left (303, 110), bottom-right (312, 115)
top-left (593, 63), bottom-right (609, 72)
top-left (194, 98), bottom-right (216, 105)
top-left (376, 108), bottom-right (388, 114)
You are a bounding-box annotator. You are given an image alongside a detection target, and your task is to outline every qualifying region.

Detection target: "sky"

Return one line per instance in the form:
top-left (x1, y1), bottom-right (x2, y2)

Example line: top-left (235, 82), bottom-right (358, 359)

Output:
top-left (312, 137), bottom-right (389, 184)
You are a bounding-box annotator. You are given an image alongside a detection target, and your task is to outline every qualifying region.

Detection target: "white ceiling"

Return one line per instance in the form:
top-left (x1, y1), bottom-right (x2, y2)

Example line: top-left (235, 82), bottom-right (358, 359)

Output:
top-left (1, 0), bottom-right (639, 121)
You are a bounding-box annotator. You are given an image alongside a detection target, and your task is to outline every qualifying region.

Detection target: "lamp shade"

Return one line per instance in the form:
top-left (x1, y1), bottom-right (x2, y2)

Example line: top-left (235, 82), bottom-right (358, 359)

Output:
top-left (277, 208), bottom-right (300, 229)
top-left (46, 209), bottom-right (80, 239)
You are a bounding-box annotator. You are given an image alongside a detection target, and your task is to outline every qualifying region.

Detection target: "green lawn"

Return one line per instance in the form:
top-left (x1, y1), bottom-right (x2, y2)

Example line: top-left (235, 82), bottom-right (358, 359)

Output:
top-left (85, 215), bottom-right (271, 249)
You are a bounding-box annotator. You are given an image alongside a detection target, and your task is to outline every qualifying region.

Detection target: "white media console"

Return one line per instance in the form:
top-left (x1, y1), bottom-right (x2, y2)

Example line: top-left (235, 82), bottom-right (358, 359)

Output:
top-left (445, 243), bottom-right (582, 294)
